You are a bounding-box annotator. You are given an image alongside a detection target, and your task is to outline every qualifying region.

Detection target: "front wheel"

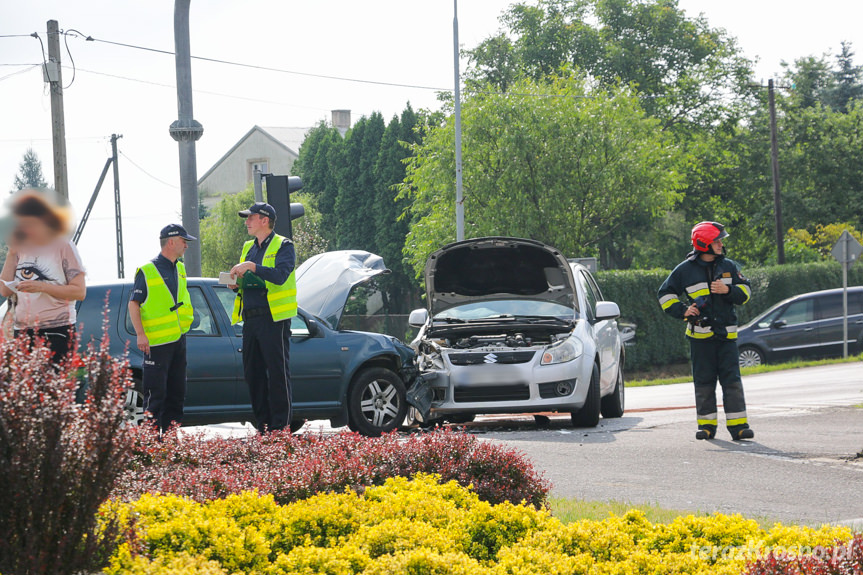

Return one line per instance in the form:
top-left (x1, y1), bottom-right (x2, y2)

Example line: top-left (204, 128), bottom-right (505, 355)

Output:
top-left (571, 363), bottom-right (601, 428)
top-left (124, 380), bottom-right (147, 427)
top-left (600, 367), bottom-right (625, 419)
top-left (347, 368), bottom-right (408, 437)
top-left (738, 346), bottom-right (765, 368)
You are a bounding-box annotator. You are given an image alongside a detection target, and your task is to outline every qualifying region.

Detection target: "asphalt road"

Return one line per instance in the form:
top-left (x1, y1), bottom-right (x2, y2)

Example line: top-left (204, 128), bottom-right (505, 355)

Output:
top-left (467, 362), bottom-right (863, 526)
top-left (196, 362), bottom-right (863, 526)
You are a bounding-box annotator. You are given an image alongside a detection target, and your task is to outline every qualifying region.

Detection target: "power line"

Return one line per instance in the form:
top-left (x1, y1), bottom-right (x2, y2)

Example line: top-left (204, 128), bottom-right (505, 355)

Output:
top-left (66, 32), bottom-right (451, 92)
top-left (0, 64), bottom-right (39, 83)
top-left (118, 150), bottom-right (178, 189)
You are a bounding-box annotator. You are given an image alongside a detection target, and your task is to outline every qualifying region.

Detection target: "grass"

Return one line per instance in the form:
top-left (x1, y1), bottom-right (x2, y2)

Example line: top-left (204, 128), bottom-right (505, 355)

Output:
top-left (628, 354), bottom-right (863, 388)
top-left (549, 497), bottom-right (700, 524)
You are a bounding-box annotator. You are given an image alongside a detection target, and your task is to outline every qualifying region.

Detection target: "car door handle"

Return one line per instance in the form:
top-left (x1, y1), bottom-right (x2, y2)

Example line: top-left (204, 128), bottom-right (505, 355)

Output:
top-left (237, 347), bottom-right (242, 352)
top-left (804, 327), bottom-right (814, 332)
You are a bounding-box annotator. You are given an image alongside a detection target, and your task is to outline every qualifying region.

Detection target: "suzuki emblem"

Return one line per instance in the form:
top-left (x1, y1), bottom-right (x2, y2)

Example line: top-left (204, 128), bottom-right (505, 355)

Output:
top-left (483, 353), bottom-right (498, 364)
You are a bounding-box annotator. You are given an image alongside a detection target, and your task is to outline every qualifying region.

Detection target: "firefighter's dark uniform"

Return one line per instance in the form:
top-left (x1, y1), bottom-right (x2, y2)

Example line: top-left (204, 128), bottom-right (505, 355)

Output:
top-left (658, 252), bottom-right (753, 437)
top-left (231, 231), bottom-right (297, 433)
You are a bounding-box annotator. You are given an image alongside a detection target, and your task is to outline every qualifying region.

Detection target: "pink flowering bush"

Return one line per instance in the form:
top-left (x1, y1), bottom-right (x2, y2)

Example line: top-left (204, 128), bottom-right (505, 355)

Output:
top-left (115, 427), bottom-right (550, 508)
top-left (0, 325), bottom-right (135, 575)
top-left (744, 533), bottom-right (863, 575)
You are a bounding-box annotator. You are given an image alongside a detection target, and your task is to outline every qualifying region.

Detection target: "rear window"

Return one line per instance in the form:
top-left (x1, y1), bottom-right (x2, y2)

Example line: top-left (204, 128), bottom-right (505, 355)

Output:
top-left (816, 291), bottom-right (863, 320)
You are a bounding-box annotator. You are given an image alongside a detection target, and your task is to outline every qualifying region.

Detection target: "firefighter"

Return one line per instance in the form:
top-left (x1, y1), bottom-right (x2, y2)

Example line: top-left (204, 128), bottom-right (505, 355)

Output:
top-left (658, 221), bottom-right (755, 441)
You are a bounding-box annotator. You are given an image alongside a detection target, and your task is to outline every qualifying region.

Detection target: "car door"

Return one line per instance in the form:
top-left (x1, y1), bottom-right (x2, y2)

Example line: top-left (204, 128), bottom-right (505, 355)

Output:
top-left (289, 314), bottom-right (345, 412)
top-left (122, 284), bottom-right (242, 417)
top-left (577, 270), bottom-right (618, 391)
top-left (759, 298), bottom-right (818, 360)
top-left (816, 290), bottom-right (863, 355)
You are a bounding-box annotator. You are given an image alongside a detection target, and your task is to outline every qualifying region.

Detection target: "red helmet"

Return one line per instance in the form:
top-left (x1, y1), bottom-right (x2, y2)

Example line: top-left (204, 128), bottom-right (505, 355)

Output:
top-left (691, 221), bottom-right (729, 252)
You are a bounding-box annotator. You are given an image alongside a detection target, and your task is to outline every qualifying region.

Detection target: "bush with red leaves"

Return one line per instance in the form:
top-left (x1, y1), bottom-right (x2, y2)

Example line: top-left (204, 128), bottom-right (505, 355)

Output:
top-left (0, 325), bottom-right (135, 575)
top-left (115, 427), bottom-right (551, 508)
top-left (744, 533), bottom-right (863, 575)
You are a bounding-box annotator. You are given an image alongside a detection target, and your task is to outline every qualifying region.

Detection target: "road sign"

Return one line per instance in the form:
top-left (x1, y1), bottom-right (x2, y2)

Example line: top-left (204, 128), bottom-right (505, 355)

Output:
top-left (831, 230), bottom-right (862, 266)
top-left (830, 230), bottom-right (862, 358)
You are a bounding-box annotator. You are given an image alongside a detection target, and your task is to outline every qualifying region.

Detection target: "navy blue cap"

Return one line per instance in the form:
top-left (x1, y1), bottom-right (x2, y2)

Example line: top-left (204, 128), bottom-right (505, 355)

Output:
top-left (159, 223), bottom-right (197, 241)
top-left (238, 202), bottom-right (277, 221)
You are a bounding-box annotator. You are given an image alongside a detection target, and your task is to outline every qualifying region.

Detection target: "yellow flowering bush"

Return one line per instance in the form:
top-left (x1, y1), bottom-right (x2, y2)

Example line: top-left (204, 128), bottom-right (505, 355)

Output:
top-left (106, 474), bottom-right (853, 575)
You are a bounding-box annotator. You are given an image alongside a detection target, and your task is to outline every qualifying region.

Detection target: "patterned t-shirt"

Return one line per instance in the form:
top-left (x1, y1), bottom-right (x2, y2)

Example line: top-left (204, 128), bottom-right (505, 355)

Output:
top-left (11, 240), bottom-right (85, 330)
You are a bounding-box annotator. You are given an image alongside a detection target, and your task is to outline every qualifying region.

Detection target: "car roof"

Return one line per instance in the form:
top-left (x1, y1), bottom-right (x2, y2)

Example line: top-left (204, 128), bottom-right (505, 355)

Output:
top-left (87, 277), bottom-right (219, 288)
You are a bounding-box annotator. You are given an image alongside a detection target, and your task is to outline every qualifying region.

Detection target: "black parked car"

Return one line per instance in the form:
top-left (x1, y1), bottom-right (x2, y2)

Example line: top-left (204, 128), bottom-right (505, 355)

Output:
top-left (737, 287), bottom-right (863, 367)
top-left (64, 251), bottom-right (416, 436)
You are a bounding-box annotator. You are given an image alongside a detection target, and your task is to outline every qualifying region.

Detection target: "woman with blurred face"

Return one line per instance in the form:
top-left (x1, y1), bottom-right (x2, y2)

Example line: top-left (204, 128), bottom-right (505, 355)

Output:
top-left (0, 190), bottom-right (86, 362)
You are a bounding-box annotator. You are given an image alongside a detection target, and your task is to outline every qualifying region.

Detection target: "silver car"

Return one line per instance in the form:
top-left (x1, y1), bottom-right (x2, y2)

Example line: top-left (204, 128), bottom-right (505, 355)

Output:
top-left (409, 237), bottom-right (625, 427)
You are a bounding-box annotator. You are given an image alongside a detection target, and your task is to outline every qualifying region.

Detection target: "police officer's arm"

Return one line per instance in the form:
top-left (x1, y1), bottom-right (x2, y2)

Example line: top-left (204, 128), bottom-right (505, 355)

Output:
top-left (252, 239), bottom-right (295, 285)
top-left (128, 270), bottom-right (150, 355)
top-left (658, 269), bottom-right (694, 319)
top-left (725, 264), bottom-right (752, 306)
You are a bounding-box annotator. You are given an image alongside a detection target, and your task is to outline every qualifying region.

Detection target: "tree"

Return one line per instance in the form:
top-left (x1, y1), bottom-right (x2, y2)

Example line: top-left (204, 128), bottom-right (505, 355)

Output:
top-left (199, 187), bottom-right (327, 277)
top-left (399, 75), bottom-right (685, 276)
top-left (466, 0), bottom-right (755, 130)
top-left (12, 148), bottom-right (49, 191)
top-left (829, 41), bottom-right (863, 112)
top-left (293, 122), bottom-right (342, 239)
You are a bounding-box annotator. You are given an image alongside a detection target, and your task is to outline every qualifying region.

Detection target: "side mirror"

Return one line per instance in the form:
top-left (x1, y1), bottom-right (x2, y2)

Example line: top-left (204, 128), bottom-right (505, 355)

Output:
top-left (306, 318), bottom-right (322, 338)
top-left (594, 301), bottom-right (621, 322)
top-left (771, 319), bottom-right (787, 329)
top-left (408, 308), bottom-right (429, 328)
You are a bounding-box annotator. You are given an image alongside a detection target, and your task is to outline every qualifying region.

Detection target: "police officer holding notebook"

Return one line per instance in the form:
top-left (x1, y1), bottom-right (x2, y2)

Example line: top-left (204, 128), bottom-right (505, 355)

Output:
top-left (229, 202), bottom-right (298, 433)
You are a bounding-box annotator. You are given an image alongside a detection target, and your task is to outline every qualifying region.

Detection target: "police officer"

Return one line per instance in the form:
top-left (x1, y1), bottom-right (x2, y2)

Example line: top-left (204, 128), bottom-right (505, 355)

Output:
top-left (229, 202), bottom-right (297, 433)
top-left (128, 224), bottom-right (196, 432)
top-left (658, 221), bottom-right (755, 441)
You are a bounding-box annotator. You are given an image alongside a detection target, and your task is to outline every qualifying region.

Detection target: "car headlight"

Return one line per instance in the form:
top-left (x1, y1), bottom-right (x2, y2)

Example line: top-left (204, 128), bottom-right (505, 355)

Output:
top-left (541, 338), bottom-right (583, 365)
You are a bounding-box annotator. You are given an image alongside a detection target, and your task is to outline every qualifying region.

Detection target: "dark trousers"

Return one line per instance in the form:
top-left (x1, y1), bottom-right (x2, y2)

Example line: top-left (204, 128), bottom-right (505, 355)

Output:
top-left (16, 324), bottom-right (75, 364)
top-left (689, 337), bottom-right (750, 433)
top-left (142, 335), bottom-right (187, 433)
top-left (242, 315), bottom-right (292, 433)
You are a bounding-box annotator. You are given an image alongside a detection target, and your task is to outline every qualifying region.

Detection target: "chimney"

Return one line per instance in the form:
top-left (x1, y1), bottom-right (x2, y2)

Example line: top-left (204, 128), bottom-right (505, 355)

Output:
top-left (331, 109), bottom-right (351, 137)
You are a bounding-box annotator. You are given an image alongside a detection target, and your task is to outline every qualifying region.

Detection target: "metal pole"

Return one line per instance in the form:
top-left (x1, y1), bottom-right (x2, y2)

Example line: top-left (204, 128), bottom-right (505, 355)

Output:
top-left (253, 168), bottom-right (263, 202)
top-left (453, 0), bottom-right (464, 242)
top-left (111, 134), bottom-right (125, 278)
top-left (768, 79), bottom-right (785, 264)
top-left (842, 234), bottom-right (848, 359)
top-left (169, 0), bottom-right (204, 276)
top-left (46, 20), bottom-right (69, 200)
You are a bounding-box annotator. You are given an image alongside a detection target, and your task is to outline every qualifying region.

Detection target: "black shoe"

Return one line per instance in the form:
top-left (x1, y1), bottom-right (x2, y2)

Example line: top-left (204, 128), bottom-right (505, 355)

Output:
top-left (695, 429), bottom-right (715, 440)
top-left (733, 428), bottom-right (754, 441)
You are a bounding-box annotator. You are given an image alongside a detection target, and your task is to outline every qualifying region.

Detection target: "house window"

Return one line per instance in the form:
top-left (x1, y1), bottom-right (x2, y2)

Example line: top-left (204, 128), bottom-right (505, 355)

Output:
top-left (248, 160), bottom-right (269, 181)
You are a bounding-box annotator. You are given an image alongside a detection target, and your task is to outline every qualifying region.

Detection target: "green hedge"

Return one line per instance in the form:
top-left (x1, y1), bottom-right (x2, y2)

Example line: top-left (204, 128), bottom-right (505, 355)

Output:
top-left (596, 261), bottom-right (863, 371)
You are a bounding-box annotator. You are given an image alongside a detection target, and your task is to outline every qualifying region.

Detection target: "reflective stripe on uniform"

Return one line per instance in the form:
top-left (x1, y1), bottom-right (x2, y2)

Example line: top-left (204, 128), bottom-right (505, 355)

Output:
top-left (686, 324), bottom-right (714, 339)
top-left (737, 284), bottom-right (751, 304)
top-left (659, 294), bottom-right (680, 310)
top-left (685, 282), bottom-right (710, 298)
top-left (697, 418), bottom-right (718, 426)
top-left (725, 411), bottom-right (747, 421)
top-left (727, 417), bottom-right (748, 426)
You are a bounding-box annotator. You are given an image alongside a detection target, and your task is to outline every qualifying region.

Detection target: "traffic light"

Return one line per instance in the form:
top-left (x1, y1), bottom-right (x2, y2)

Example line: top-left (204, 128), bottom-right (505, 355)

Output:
top-left (265, 175), bottom-right (304, 239)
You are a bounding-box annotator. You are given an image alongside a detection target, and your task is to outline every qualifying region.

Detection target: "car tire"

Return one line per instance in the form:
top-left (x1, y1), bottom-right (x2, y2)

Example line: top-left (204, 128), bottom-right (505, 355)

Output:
top-left (347, 368), bottom-right (408, 437)
top-left (124, 378), bottom-right (147, 427)
top-left (600, 367), bottom-right (625, 419)
top-left (738, 346), bottom-right (765, 368)
top-left (571, 363), bottom-right (601, 428)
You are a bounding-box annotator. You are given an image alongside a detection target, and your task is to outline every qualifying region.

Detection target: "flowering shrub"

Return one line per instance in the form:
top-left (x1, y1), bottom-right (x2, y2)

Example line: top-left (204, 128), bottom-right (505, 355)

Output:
top-left (106, 474), bottom-right (854, 575)
top-left (745, 533), bottom-right (863, 574)
top-left (0, 325), bottom-right (134, 575)
top-left (114, 427), bottom-right (550, 507)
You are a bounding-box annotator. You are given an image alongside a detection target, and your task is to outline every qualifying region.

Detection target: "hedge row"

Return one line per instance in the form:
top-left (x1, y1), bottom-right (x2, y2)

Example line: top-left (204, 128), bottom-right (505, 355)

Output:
top-left (596, 261), bottom-right (863, 370)
top-left (114, 427), bottom-right (550, 508)
top-left (106, 474), bottom-right (854, 575)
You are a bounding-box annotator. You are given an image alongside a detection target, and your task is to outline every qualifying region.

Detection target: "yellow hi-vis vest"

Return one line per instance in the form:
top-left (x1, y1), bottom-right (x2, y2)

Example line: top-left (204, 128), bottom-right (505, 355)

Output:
top-left (138, 261), bottom-right (193, 346)
top-left (231, 234), bottom-right (298, 325)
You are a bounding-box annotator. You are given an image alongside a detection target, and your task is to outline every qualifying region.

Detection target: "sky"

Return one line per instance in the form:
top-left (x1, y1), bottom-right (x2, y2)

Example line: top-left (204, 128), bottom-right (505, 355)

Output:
top-left (2, 0), bottom-right (862, 281)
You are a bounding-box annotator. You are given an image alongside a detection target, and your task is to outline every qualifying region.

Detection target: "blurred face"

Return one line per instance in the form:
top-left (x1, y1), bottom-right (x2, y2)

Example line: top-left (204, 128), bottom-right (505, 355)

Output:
top-left (710, 239), bottom-right (724, 253)
top-left (244, 213), bottom-right (269, 236)
top-left (166, 237), bottom-right (188, 259)
top-left (13, 215), bottom-right (54, 246)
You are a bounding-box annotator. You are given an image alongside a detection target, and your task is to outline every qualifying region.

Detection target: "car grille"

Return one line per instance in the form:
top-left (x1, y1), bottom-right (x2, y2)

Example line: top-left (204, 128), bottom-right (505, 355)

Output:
top-left (538, 379), bottom-right (576, 399)
top-left (453, 385), bottom-right (530, 402)
top-left (447, 350), bottom-right (537, 366)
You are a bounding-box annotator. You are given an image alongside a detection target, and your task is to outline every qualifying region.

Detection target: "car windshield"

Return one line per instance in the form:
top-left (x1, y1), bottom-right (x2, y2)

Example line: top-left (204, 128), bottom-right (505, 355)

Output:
top-left (434, 299), bottom-right (575, 322)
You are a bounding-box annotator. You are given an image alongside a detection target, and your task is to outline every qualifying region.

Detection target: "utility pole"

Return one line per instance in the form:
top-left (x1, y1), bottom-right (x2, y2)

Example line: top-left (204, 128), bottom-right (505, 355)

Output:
top-left (768, 79), bottom-right (785, 264)
top-left (453, 0), bottom-right (464, 242)
top-left (46, 20), bottom-right (69, 200)
top-left (169, 0), bottom-right (203, 276)
top-left (111, 134), bottom-right (125, 278)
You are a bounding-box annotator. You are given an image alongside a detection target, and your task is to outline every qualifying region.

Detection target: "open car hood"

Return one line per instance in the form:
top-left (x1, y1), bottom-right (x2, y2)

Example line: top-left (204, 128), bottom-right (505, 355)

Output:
top-left (424, 237), bottom-right (577, 316)
top-left (295, 250), bottom-right (390, 329)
